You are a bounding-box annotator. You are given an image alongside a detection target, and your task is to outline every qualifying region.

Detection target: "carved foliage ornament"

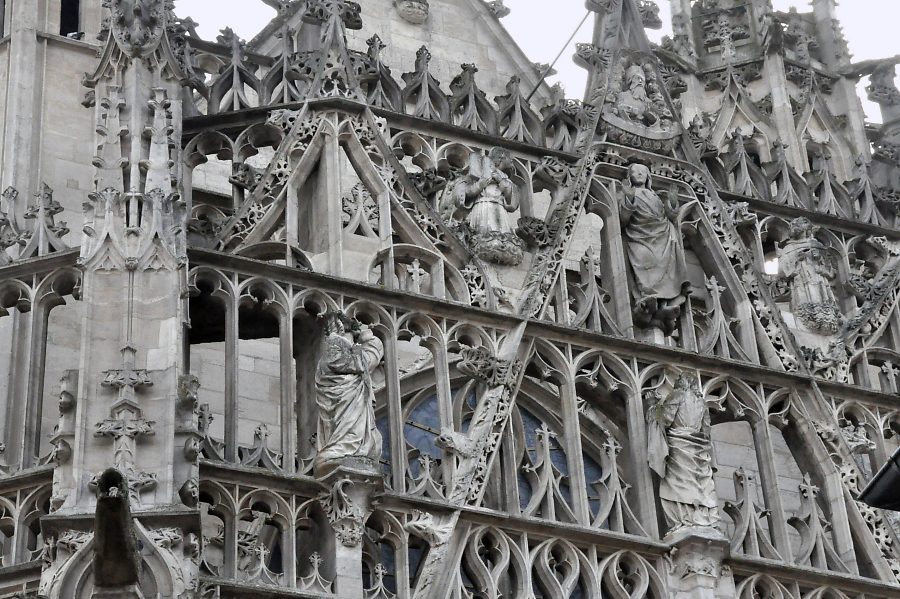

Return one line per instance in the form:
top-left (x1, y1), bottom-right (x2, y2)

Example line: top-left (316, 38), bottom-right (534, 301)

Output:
top-left (457, 345), bottom-right (522, 388)
top-left (318, 478), bottom-right (367, 546)
top-left (395, 0), bottom-right (429, 24)
top-left (303, 0), bottom-right (363, 29)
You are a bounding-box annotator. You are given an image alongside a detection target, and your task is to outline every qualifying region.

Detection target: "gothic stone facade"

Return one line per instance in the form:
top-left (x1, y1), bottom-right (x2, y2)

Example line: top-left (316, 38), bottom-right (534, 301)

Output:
top-left (2, 0), bottom-right (900, 598)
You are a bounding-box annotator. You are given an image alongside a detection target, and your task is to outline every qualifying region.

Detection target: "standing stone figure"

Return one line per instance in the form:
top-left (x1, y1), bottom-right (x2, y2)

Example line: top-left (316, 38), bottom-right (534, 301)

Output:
top-left (647, 373), bottom-right (719, 534)
top-left (315, 312), bottom-right (384, 474)
top-left (777, 217), bottom-right (842, 334)
top-left (619, 163), bottom-right (690, 335)
top-left (449, 147), bottom-right (524, 265)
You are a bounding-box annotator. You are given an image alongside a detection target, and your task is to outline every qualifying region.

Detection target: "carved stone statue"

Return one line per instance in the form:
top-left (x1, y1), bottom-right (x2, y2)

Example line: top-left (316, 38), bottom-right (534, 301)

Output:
top-left (777, 217), bottom-right (843, 335)
top-left (315, 312), bottom-right (384, 474)
top-left (600, 58), bottom-right (679, 152)
top-left (614, 64), bottom-right (661, 126)
top-left (449, 147), bottom-right (524, 265)
top-left (619, 163), bottom-right (690, 335)
top-left (647, 374), bottom-right (719, 534)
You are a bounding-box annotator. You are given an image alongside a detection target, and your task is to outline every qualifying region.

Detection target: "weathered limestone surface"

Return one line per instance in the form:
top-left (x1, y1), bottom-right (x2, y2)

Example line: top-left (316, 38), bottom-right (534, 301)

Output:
top-left (2, 0), bottom-right (900, 598)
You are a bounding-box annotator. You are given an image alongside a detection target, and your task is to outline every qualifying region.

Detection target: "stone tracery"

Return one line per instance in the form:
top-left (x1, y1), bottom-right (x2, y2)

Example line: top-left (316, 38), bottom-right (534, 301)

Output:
top-left (1, 0), bottom-right (900, 598)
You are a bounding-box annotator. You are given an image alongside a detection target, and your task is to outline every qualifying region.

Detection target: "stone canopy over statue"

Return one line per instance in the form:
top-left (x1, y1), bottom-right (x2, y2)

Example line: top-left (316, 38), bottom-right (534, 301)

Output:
top-left (647, 373), bottom-right (720, 534)
top-left (445, 147), bottom-right (525, 266)
top-left (315, 311), bottom-right (384, 475)
top-left (619, 163), bottom-right (691, 335)
top-left (777, 217), bottom-right (843, 335)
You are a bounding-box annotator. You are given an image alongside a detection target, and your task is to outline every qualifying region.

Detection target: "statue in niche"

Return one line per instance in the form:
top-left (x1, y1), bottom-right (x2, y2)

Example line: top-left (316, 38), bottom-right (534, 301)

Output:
top-left (602, 58), bottom-right (678, 148)
top-left (315, 312), bottom-right (384, 474)
top-left (449, 147), bottom-right (524, 266)
top-left (777, 217), bottom-right (843, 335)
top-left (613, 64), bottom-right (662, 127)
top-left (618, 163), bottom-right (690, 335)
top-left (647, 373), bottom-right (719, 534)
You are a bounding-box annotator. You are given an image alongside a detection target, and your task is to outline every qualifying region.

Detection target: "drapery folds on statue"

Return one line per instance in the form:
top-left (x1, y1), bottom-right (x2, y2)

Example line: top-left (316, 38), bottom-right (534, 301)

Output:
top-left (619, 163), bottom-right (690, 335)
top-left (315, 312), bottom-right (384, 474)
top-left (648, 373), bottom-right (720, 535)
top-left (778, 217), bottom-right (844, 335)
top-left (447, 147), bottom-right (524, 265)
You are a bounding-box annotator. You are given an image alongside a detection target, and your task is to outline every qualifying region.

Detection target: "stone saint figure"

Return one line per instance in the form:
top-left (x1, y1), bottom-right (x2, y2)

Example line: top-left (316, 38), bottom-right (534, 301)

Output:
top-left (619, 163), bottom-right (690, 335)
top-left (449, 147), bottom-right (524, 265)
top-left (648, 374), bottom-right (719, 533)
top-left (614, 64), bottom-right (659, 126)
top-left (315, 312), bottom-right (384, 473)
top-left (777, 217), bottom-right (842, 334)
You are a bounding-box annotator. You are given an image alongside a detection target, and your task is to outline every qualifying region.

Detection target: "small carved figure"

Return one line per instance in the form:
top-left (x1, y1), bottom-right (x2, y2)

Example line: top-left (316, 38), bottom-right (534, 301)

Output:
top-left (315, 312), bottom-right (384, 474)
top-left (647, 374), bottom-right (719, 534)
top-left (614, 64), bottom-right (660, 126)
top-left (449, 148), bottom-right (524, 265)
top-left (777, 217), bottom-right (843, 334)
top-left (619, 163), bottom-right (690, 335)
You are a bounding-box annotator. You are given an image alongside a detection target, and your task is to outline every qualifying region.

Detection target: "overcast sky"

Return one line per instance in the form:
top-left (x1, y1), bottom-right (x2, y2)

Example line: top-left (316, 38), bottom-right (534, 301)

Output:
top-left (175, 0), bottom-right (900, 122)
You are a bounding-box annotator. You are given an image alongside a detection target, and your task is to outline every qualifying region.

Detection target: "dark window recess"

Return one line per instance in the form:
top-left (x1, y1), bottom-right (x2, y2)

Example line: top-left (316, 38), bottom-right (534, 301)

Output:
top-left (60, 0), bottom-right (81, 37)
top-left (0, 1), bottom-right (6, 37)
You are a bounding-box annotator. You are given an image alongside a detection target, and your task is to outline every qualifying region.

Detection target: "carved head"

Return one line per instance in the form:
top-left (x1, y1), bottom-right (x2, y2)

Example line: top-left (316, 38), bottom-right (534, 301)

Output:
top-left (788, 217), bottom-right (816, 240)
top-left (323, 311), bottom-right (347, 336)
top-left (627, 163), bottom-right (652, 188)
top-left (488, 147), bottom-right (514, 173)
top-left (625, 64), bottom-right (646, 88)
top-left (96, 468), bottom-right (129, 500)
top-left (673, 372), bottom-right (699, 393)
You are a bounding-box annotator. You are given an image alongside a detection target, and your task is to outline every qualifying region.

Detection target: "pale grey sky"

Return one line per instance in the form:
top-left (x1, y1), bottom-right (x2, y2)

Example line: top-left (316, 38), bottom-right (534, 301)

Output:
top-left (176, 0), bottom-right (900, 122)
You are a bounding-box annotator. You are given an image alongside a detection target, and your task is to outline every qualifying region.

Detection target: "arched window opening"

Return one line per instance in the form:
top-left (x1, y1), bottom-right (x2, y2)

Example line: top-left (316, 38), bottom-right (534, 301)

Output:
top-left (59, 0), bottom-right (81, 38)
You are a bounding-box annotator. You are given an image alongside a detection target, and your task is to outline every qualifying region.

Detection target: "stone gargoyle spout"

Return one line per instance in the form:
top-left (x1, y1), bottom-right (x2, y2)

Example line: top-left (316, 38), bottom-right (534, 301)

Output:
top-left (93, 468), bottom-right (142, 589)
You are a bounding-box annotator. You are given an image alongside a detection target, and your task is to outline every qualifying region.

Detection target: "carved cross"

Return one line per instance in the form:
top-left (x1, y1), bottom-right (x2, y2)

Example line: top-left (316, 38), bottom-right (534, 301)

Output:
top-left (95, 408), bottom-right (155, 471)
top-left (405, 258), bottom-right (427, 294)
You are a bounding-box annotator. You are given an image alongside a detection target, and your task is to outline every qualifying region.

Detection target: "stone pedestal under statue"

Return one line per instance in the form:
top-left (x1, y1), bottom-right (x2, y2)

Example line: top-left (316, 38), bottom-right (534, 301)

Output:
top-left (666, 526), bottom-right (734, 599)
top-left (317, 463), bottom-right (383, 599)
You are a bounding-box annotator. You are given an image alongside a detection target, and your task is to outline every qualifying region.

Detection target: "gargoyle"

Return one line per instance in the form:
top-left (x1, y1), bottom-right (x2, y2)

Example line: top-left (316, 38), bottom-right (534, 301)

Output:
top-left (435, 428), bottom-right (479, 458)
top-left (93, 468), bottom-right (142, 589)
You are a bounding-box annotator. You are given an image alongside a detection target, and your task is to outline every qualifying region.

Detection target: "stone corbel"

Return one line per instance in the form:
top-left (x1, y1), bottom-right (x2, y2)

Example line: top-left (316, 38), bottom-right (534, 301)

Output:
top-left (665, 527), bottom-right (733, 599)
top-left (317, 468), bottom-right (383, 599)
top-left (319, 476), bottom-right (375, 548)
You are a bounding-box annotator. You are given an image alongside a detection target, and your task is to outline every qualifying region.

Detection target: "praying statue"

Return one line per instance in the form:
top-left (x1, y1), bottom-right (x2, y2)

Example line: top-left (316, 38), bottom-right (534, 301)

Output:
top-left (647, 373), bottom-right (719, 534)
top-left (448, 147), bottom-right (524, 265)
top-left (619, 163), bottom-right (691, 335)
top-left (315, 312), bottom-right (384, 474)
top-left (777, 217), bottom-right (843, 334)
